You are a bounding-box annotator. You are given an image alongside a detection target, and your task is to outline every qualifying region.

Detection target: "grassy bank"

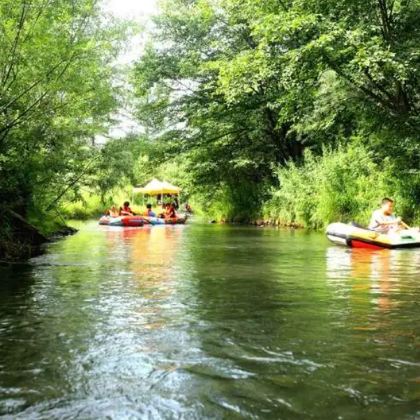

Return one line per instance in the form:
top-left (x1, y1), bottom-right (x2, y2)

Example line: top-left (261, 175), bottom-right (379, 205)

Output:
top-left (57, 187), bottom-right (135, 220)
top-left (44, 143), bottom-right (420, 230)
top-left (263, 144), bottom-right (420, 229)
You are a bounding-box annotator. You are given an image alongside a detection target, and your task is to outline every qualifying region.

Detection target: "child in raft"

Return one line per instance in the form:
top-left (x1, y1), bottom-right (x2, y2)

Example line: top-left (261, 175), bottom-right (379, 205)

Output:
top-left (165, 203), bottom-right (176, 219)
top-left (119, 201), bottom-right (135, 216)
top-left (145, 203), bottom-right (156, 217)
top-left (105, 205), bottom-right (119, 217)
top-left (158, 203), bottom-right (176, 219)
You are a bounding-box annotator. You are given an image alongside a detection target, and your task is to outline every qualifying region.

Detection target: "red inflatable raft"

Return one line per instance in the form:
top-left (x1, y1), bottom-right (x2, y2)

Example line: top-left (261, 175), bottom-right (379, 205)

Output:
top-left (99, 215), bottom-right (187, 227)
top-left (99, 215), bottom-right (145, 227)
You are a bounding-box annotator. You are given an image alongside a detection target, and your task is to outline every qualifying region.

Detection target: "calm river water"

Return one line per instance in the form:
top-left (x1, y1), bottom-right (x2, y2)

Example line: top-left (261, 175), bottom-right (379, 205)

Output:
top-left (0, 221), bottom-right (419, 419)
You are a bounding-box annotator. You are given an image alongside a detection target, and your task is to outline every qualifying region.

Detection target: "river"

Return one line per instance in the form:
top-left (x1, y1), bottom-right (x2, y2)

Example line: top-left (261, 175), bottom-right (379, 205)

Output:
top-left (0, 221), bottom-right (419, 419)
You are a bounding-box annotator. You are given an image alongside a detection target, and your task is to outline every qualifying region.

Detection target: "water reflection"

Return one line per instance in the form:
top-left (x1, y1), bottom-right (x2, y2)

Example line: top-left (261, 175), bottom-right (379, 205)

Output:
top-left (326, 246), bottom-right (420, 302)
top-left (0, 224), bottom-right (419, 418)
top-left (326, 245), bottom-right (420, 349)
top-left (325, 246), bottom-right (420, 413)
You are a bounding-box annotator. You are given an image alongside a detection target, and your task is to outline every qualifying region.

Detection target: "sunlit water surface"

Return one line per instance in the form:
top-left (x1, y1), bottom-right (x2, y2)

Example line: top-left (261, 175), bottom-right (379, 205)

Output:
top-left (0, 221), bottom-right (419, 419)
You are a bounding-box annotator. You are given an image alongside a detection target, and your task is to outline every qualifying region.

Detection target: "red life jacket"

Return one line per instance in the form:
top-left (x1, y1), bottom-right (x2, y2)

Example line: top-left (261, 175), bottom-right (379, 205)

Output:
top-left (120, 206), bottom-right (133, 215)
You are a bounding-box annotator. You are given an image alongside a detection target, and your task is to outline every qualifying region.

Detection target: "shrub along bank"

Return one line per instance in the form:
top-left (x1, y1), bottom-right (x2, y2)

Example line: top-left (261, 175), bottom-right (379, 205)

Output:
top-left (57, 143), bottom-right (419, 229)
top-left (262, 144), bottom-right (419, 229)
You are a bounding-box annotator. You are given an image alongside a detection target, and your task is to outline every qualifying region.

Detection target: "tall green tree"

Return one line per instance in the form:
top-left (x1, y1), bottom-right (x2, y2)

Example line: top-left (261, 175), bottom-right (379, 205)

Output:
top-left (133, 0), bottom-right (309, 219)
top-left (0, 0), bottom-right (125, 217)
top-left (133, 0), bottom-right (419, 219)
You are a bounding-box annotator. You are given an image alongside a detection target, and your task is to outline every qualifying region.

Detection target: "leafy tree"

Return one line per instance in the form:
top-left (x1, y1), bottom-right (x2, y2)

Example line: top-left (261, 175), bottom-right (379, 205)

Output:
top-left (132, 0), bottom-right (313, 219)
top-left (0, 0), bottom-right (126, 218)
top-left (132, 0), bottom-right (419, 221)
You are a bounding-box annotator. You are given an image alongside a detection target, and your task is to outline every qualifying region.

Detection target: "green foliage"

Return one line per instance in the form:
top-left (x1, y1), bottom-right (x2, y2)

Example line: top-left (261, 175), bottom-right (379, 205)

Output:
top-left (59, 188), bottom-right (132, 220)
top-left (1, 0), bottom-right (419, 249)
top-left (0, 0), bottom-right (127, 219)
top-left (59, 194), bottom-right (106, 220)
top-left (264, 144), bottom-right (420, 228)
top-left (131, 0), bottom-right (419, 223)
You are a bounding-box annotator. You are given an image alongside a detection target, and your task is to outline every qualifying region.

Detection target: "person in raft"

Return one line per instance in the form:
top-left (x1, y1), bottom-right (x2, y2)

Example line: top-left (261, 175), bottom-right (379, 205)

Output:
top-left (105, 205), bottom-right (119, 217)
top-left (145, 203), bottom-right (156, 217)
top-left (172, 195), bottom-right (179, 210)
top-left (120, 201), bottom-right (135, 216)
top-left (368, 198), bottom-right (404, 233)
top-left (164, 202), bottom-right (176, 219)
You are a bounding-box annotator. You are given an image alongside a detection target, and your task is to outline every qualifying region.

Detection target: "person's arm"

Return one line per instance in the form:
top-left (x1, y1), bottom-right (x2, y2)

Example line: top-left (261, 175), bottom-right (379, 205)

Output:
top-left (377, 217), bottom-right (401, 226)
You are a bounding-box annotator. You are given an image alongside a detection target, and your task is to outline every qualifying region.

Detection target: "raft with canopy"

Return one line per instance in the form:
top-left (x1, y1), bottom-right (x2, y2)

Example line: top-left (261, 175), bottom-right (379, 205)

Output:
top-left (98, 215), bottom-right (187, 226)
top-left (326, 222), bottom-right (420, 249)
top-left (99, 179), bottom-right (187, 227)
top-left (133, 178), bottom-right (186, 224)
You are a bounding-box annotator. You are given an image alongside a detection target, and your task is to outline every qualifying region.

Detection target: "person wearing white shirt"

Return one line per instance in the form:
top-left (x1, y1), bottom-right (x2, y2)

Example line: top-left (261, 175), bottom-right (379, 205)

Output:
top-left (368, 198), bottom-right (402, 233)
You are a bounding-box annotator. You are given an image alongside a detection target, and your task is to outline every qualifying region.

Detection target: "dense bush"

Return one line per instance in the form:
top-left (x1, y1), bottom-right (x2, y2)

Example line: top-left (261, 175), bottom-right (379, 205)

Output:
top-left (132, 0), bottom-right (419, 228)
top-left (263, 144), bottom-right (419, 228)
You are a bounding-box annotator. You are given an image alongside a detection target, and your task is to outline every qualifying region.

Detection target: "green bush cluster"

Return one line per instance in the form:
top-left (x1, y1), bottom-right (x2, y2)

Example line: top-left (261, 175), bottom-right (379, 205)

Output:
top-left (54, 141), bottom-right (419, 229)
top-left (58, 187), bottom-right (135, 220)
top-left (263, 144), bottom-right (419, 229)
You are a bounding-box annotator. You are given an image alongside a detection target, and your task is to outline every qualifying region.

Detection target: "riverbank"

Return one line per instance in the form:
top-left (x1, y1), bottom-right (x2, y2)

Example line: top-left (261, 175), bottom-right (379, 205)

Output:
top-left (0, 210), bottom-right (77, 263)
top-left (50, 143), bottom-right (420, 232)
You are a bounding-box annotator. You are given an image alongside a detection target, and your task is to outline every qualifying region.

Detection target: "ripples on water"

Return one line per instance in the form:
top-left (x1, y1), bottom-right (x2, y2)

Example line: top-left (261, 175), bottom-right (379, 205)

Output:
top-left (0, 222), bottom-right (419, 419)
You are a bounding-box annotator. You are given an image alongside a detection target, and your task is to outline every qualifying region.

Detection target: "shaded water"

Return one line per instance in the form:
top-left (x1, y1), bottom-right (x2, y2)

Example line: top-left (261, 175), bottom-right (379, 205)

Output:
top-left (0, 221), bottom-right (419, 419)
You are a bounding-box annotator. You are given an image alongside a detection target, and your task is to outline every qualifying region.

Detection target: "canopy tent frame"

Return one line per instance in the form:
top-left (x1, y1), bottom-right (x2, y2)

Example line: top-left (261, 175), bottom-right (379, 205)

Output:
top-left (132, 179), bottom-right (182, 209)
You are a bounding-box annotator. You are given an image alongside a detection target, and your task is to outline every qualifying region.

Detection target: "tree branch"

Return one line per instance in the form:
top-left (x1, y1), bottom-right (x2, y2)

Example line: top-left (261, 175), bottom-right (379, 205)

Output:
top-left (45, 155), bottom-right (100, 211)
top-left (1, 2), bottom-right (28, 87)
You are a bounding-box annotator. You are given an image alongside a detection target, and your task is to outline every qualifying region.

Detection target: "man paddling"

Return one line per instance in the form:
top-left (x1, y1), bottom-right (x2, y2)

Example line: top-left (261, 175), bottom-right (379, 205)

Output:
top-left (368, 198), bottom-right (404, 233)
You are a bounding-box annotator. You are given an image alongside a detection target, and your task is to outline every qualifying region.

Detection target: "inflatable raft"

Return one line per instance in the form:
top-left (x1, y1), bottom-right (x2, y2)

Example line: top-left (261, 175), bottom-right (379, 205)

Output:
top-left (326, 222), bottom-right (420, 249)
top-left (99, 215), bottom-right (187, 227)
top-left (99, 215), bottom-right (145, 227)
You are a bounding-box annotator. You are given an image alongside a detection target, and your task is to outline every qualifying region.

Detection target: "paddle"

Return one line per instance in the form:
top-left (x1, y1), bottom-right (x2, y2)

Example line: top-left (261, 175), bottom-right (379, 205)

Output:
top-left (398, 219), bottom-right (410, 229)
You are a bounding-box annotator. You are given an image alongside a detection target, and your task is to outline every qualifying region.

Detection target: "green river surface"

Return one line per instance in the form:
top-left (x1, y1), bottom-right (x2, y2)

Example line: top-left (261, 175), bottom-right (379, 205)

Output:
top-left (0, 221), bottom-right (419, 419)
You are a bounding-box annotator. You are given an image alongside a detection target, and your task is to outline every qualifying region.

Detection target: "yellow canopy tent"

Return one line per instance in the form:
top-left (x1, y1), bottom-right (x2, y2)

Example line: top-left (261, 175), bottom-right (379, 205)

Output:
top-left (160, 181), bottom-right (181, 194)
top-left (133, 179), bottom-right (181, 195)
top-left (132, 179), bottom-right (181, 208)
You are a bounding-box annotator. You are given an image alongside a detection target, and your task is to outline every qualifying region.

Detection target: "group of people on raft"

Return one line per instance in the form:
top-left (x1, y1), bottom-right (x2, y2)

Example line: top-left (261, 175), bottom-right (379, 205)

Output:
top-left (105, 201), bottom-right (182, 220)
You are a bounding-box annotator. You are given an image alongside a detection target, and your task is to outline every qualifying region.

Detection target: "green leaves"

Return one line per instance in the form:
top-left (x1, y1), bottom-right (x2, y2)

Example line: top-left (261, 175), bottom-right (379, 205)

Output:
top-left (130, 0), bottom-right (419, 221)
top-left (0, 0), bottom-right (126, 216)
